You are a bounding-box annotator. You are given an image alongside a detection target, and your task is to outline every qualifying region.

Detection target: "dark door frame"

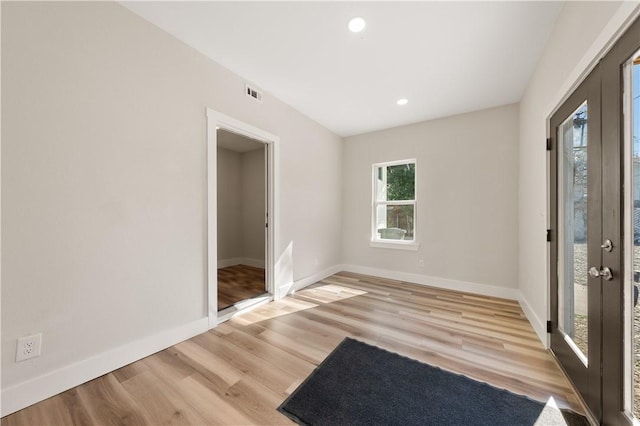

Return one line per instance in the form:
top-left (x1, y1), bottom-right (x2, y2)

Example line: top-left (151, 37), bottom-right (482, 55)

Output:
top-left (549, 16), bottom-right (640, 425)
top-left (549, 64), bottom-right (603, 421)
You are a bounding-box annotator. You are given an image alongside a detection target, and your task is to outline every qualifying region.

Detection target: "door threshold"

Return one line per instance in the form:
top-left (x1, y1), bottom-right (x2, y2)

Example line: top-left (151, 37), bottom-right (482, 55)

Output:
top-left (217, 294), bottom-right (273, 324)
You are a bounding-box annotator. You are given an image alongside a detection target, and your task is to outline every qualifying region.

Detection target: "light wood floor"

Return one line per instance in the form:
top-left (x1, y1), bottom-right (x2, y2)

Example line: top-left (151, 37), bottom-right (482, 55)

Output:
top-left (218, 265), bottom-right (266, 311)
top-left (2, 272), bottom-right (584, 425)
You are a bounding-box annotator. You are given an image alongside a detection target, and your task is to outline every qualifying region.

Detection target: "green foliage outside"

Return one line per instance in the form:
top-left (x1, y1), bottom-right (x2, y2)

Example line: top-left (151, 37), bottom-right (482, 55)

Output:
top-left (380, 163), bottom-right (415, 239)
top-left (386, 163), bottom-right (415, 201)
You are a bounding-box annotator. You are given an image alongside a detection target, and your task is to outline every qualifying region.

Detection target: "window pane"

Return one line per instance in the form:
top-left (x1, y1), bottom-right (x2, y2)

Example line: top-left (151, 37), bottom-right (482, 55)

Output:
top-left (386, 163), bottom-right (415, 201)
top-left (558, 101), bottom-right (588, 363)
top-left (376, 204), bottom-right (414, 241)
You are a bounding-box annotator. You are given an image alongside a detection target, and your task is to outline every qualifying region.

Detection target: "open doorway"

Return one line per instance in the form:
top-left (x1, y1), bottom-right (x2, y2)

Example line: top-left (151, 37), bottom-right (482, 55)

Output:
top-left (206, 108), bottom-right (279, 328)
top-left (216, 129), bottom-right (268, 310)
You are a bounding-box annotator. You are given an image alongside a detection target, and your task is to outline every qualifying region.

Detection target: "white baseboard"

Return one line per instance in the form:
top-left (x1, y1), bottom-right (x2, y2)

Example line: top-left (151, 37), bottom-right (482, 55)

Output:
top-left (218, 257), bottom-right (243, 268)
top-left (518, 293), bottom-right (549, 348)
top-left (341, 264), bottom-right (520, 301)
top-left (293, 265), bottom-right (344, 292)
top-left (241, 258), bottom-right (265, 269)
top-left (1, 318), bottom-right (209, 417)
top-left (218, 257), bottom-right (265, 269)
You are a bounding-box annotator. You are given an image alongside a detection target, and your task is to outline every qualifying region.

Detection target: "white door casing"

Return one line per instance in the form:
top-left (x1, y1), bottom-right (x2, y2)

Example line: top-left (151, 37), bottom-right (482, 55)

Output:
top-left (206, 109), bottom-right (280, 329)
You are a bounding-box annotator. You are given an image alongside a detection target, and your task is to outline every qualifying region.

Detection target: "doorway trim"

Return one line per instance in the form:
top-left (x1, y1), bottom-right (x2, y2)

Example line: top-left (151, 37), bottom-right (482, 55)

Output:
top-left (206, 108), bottom-right (279, 329)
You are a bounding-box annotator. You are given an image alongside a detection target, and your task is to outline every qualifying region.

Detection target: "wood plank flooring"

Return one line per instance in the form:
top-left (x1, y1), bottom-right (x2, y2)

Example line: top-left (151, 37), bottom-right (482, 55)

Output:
top-left (217, 265), bottom-right (266, 310)
top-left (2, 272), bottom-right (585, 425)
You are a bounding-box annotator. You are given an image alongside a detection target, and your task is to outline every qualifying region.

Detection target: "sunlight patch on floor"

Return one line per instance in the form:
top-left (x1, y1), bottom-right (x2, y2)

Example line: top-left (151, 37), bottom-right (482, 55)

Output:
top-left (230, 297), bottom-right (319, 325)
top-left (294, 284), bottom-right (367, 304)
top-left (229, 283), bottom-right (367, 325)
top-left (534, 396), bottom-right (578, 425)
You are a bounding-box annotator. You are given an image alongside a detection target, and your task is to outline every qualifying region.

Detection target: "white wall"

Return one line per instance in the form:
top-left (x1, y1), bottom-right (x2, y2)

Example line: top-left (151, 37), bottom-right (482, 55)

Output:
top-left (1, 1), bottom-right (342, 415)
top-left (241, 148), bottom-right (266, 265)
top-left (342, 104), bottom-right (520, 297)
top-left (217, 147), bottom-right (242, 261)
top-left (518, 1), bottom-right (640, 343)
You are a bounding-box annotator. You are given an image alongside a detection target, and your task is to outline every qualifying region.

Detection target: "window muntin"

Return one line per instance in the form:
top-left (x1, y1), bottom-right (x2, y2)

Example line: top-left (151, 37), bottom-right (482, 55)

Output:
top-left (372, 160), bottom-right (416, 243)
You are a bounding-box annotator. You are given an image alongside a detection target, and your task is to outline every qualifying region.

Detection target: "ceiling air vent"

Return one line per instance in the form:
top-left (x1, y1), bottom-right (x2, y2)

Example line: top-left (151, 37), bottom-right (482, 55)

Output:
top-left (245, 84), bottom-right (263, 103)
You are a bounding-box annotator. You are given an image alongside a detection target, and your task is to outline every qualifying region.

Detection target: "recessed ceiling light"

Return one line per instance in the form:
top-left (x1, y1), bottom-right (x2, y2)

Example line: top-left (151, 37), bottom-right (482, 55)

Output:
top-left (397, 98), bottom-right (408, 106)
top-left (348, 17), bottom-right (366, 33)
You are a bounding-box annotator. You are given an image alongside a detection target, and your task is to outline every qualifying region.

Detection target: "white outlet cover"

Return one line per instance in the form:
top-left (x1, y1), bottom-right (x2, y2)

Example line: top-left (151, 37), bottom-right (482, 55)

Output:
top-left (16, 333), bottom-right (42, 362)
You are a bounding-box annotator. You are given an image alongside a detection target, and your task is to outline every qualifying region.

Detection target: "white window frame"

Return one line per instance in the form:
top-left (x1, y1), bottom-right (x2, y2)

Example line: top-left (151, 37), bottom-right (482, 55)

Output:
top-left (370, 159), bottom-right (419, 251)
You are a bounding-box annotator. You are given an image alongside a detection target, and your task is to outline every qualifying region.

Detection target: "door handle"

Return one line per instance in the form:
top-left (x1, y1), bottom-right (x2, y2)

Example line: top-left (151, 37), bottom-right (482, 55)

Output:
top-left (588, 266), bottom-right (613, 281)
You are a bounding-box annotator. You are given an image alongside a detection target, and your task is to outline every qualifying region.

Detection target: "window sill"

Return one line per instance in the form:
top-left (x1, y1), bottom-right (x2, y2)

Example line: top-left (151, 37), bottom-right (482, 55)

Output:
top-left (369, 240), bottom-right (420, 251)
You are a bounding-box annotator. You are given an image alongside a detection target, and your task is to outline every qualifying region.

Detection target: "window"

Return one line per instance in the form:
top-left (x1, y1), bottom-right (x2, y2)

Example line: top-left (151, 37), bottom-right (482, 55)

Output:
top-left (372, 159), bottom-right (417, 248)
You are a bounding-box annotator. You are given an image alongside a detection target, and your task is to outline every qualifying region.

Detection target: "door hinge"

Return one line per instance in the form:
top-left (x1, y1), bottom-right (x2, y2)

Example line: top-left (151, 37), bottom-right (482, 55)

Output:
top-left (546, 138), bottom-right (552, 151)
top-left (546, 229), bottom-right (552, 242)
top-left (546, 320), bottom-right (552, 333)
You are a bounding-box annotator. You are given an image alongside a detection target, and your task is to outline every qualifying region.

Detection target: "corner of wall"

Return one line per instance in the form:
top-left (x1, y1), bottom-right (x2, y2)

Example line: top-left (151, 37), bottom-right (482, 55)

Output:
top-left (293, 264), bottom-right (344, 292)
top-left (517, 291), bottom-right (549, 348)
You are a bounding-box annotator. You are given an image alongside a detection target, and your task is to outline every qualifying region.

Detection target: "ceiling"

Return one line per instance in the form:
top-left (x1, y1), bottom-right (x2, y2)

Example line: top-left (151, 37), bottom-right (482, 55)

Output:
top-left (122, 1), bottom-right (563, 137)
top-left (217, 128), bottom-right (264, 153)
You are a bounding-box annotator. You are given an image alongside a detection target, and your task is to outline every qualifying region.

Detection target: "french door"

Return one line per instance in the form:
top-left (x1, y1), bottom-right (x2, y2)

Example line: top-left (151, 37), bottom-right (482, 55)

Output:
top-left (550, 16), bottom-right (640, 425)
top-left (550, 64), bottom-right (604, 421)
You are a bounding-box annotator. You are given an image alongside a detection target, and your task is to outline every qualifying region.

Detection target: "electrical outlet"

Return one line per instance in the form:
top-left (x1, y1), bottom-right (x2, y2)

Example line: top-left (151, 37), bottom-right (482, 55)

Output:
top-left (16, 333), bottom-right (42, 362)
top-left (418, 259), bottom-right (425, 267)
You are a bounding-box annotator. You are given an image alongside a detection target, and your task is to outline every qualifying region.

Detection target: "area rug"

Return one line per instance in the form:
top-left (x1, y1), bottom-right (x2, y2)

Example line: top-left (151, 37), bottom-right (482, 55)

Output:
top-left (278, 338), bottom-right (589, 426)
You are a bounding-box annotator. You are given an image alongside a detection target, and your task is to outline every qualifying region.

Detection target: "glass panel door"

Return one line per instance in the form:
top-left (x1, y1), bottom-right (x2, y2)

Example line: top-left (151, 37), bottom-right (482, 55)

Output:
top-left (550, 65), bottom-right (602, 420)
top-left (551, 15), bottom-right (640, 424)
